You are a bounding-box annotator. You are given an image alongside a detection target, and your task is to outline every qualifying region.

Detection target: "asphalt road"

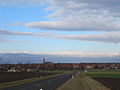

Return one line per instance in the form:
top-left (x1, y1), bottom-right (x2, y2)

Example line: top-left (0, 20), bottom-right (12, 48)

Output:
top-left (4, 73), bottom-right (72, 90)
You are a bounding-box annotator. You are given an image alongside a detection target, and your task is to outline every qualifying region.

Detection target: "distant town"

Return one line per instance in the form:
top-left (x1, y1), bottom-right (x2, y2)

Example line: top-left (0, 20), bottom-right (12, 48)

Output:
top-left (0, 57), bottom-right (120, 72)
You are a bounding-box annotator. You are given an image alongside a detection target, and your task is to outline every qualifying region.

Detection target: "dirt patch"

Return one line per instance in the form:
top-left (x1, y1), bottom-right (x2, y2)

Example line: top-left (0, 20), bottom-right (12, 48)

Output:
top-left (92, 77), bottom-right (120, 90)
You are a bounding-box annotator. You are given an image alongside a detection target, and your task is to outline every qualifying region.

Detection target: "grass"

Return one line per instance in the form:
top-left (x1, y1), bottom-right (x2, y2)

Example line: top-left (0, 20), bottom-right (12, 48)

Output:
top-left (40, 70), bottom-right (71, 74)
top-left (57, 73), bottom-right (109, 90)
top-left (57, 70), bottom-right (120, 90)
top-left (0, 71), bottom-right (70, 89)
top-left (88, 69), bottom-right (120, 72)
top-left (57, 76), bottom-right (84, 90)
top-left (85, 72), bottom-right (120, 78)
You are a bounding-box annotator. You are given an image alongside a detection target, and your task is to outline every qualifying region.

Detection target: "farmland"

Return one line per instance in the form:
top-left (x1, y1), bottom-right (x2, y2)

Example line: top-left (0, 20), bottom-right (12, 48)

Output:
top-left (0, 71), bottom-right (70, 89)
top-left (85, 71), bottom-right (120, 90)
top-left (85, 72), bottom-right (120, 78)
top-left (1, 63), bottom-right (120, 90)
top-left (57, 70), bottom-right (120, 90)
top-left (0, 72), bottom-right (57, 83)
top-left (57, 72), bottom-right (109, 90)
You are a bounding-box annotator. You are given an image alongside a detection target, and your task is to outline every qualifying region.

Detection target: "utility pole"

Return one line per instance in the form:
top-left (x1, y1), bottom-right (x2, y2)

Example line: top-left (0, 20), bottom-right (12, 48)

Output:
top-left (43, 57), bottom-right (45, 63)
top-left (0, 56), bottom-right (2, 62)
top-left (0, 56), bottom-right (2, 66)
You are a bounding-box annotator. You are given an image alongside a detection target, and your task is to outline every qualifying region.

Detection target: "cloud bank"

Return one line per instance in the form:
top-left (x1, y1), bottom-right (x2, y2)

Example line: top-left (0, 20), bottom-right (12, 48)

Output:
top-left (0, 29), bottom-right (30, 43)
top-left (1, 0), bottom-right (120, 43)
top-left (0, 38), bottom-right (28, 43)
top-left (0, 51), bottom-right (120, 58)
top-left (26, 0), bottom-right (120, 31)
top-left (1, 0), bottom-right (120, 31)
top-left (0, 52), bottom-right (120, 64)
top-left (1, 29), bottom-right (120, 43)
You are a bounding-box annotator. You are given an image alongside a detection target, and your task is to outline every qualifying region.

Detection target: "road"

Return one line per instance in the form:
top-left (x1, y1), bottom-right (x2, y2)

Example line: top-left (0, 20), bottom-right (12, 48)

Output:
top-left (4, 73), bottom-right (72, 90)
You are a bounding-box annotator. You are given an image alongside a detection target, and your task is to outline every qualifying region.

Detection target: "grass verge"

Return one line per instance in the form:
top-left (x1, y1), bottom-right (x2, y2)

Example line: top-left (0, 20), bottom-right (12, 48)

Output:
top-left (57, 73), bottom-right (109, 90)
top-left (0, 71), bottom-right (70, 89)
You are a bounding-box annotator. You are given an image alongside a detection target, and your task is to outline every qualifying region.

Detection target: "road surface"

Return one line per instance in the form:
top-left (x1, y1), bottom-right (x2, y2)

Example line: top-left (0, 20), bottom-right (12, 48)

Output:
top-left (4, 73), bottom-right (72, 90)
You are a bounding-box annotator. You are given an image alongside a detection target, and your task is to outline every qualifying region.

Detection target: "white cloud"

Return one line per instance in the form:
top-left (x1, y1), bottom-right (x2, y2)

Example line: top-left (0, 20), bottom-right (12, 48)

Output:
top-left (26, 0), bottom-right (120, 31)
top-left (54, 32), bottom-right (120, 44)
top-left (8, 22), bottom-right (21, 26)
top-left (0, 29), bottom-right (30, 43)
top-left (1, 0), bottom-right (120, 31)
top-left (0, 29), bottom-right (54, 36)
top-left (38, 52), bottom-right (120, 58)
top-left (1, 29), bottom-right (120, 43)
top-left (0, 38), bottom-right (28, 43)
top-left (26, 20), bottom-right (120, 31)
top-left (0, 51), bottom-right (119, 58)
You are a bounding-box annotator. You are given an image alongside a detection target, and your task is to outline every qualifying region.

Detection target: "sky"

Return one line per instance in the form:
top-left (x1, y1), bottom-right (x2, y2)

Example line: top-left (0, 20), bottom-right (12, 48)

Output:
top-left (0, 0), bottom-right (120, 62)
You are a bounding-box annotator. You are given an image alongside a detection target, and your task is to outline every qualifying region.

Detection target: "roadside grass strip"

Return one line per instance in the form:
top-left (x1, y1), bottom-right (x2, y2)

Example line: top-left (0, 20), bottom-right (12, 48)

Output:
top-left (0, 73), bottom-right (67, 89)
top-left (57, 74), bottom-right (110, 90)
top-left (57, 75), bottom-right (84, 90)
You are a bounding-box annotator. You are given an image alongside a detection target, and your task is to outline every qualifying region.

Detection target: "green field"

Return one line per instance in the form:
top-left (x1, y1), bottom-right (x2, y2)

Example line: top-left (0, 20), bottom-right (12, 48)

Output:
top-left (85, 72), bottom-right (120, 78)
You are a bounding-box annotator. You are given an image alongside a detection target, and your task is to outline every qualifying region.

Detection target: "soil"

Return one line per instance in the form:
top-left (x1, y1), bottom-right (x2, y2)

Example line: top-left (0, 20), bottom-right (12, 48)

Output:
top-left (0, 72), bottom-right (56, 83)
top-left (92, 77), bottom-right (120, 90)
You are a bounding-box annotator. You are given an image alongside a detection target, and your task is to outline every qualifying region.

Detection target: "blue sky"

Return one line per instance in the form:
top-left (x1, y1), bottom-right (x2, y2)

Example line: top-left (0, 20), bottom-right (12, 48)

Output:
top-left (0, 0), bottom-right (120, 61)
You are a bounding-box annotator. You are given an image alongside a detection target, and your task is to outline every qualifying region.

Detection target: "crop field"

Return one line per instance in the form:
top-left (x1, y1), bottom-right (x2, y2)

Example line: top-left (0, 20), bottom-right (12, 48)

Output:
top-left (85, 72), bottom-right (120, 78)
top-left (0, 72), bottom-right (57, 83)
top-left (57, 70), bottom-right (120, 90)
top-left (85, 71), bottom-right (120, 90)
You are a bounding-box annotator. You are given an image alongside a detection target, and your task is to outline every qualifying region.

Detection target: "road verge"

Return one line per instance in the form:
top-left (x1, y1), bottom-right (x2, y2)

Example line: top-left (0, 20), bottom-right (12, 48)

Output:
top-left (0, 71), bottom-right (70, 89)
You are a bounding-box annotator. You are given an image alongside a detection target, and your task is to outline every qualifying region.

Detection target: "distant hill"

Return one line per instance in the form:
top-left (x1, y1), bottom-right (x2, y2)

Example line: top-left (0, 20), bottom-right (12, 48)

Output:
top-left (0, 53), bottom-right (120, 64)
